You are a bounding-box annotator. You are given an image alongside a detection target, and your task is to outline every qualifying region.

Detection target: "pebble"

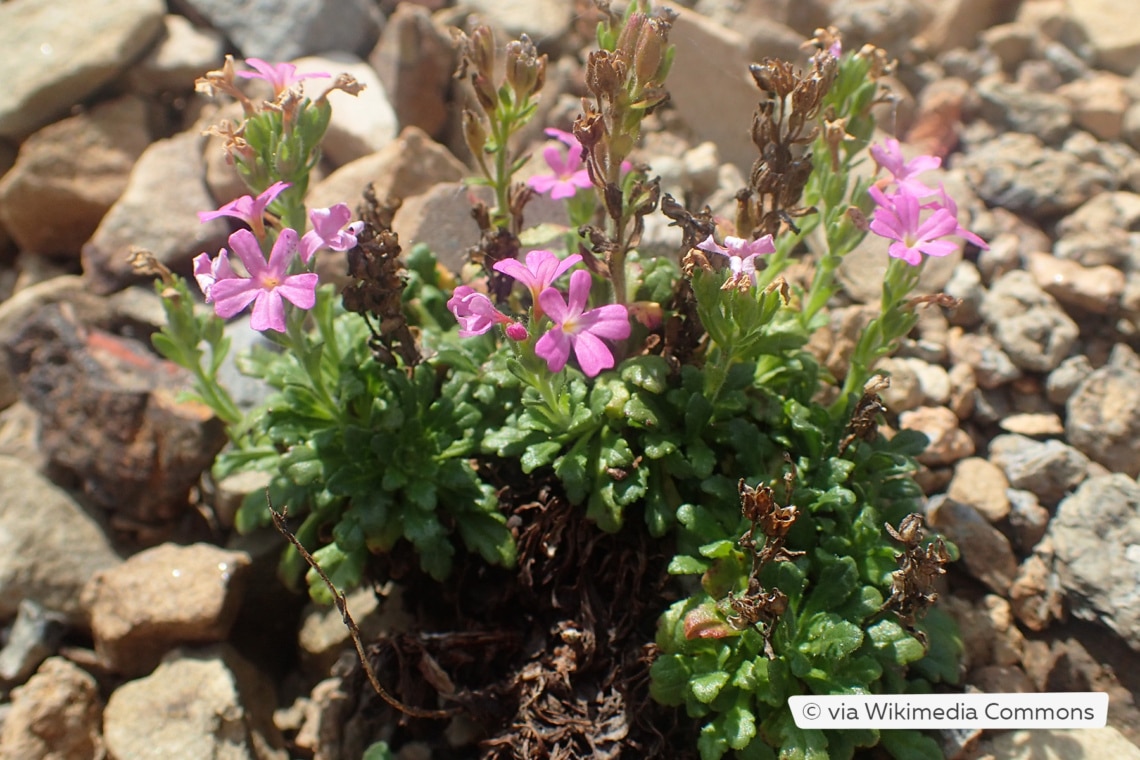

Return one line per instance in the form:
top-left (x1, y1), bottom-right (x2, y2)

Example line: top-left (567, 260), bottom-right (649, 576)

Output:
top-left (1065, 365), bottom-right (1140, 477)
top-left (82, 543), bottom-right (251, 675)
top-left (943, 261), bottom-right (985, 327)
top-left (877, 357), bottom-right (922, 413)
top-left (1054, 190), bottom-right (1140, 269)
top-left (1008, 553), bottom-right (1064, 632)
top-left (998, 412), bottom-right (1065, 437)
top-left (981, 727), bottom-right (1140, 760)
top-left (0, 657), bottom-right (104, 759)
top-left (464, 0), bottom-right (575, 52)
top-left (975, 74), bottom-right (1072, 146)
top-left (947, 329), bottom-right (1021, 389)
top-left (1045, 355), bottom-right (1094, 405)
top-left (1025, 251), bottom-right (1124, 314)
top-left (899, 406), bottom-right (976, 466)
top-left (947, 457), bottom-right (1011, 523)
top-left (988, 433), bottom-right (1089, 507)
top-left (1007, 488), bottom-right (1050, 552)
top-left (128, 13), bottom-right (226, 95)
top-left (0, 600), bottom-right (66, 685)
top-left (368, 3), bottom-right (455, 139)
top-left (1067, 0), bottom-right (1140, 76)
top-left (927, 495), bottom-right (1018, 596)
top-left (980, 271), bottom-right (1079, 373)
top-left (1057, 70), bottom-right (1133, 141)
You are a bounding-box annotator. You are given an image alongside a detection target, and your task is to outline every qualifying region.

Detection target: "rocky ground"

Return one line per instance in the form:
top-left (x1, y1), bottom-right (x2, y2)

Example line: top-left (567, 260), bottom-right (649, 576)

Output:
top-left (0, 0), bottom-right (1139, 758)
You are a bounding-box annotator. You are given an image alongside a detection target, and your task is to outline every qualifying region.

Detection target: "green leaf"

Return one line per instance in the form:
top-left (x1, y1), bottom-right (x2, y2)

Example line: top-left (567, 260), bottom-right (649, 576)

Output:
top-left (456, 511), bottom-right (516, 568)
top-left (521, 440), bottom-right (563, 473)
top-left (623, 393), bottom-right (660, 428)
top-left (879, 729), bottom-right (943, 760)
top-left (620, 355), bottom-right (670, 393)
top-left (723, 700), bottom-right (757, 750)
top-left (799, 612), bottom-right (863, 661)
top-left (554, 435), bottom-right (593, 504)
top-left (697, 722), bottom-right (728, 760)
top-left (361, 741), bottom-right (394, 760)
top-left (649, 654), bottom-right (691, 706)
top-left (306, 542), bottom-right (365, 604)
top-left (689, 670), bottom-right (730, 704)
top-left (867, 619), bottom-right (926, 667)
top-left (668, 555), bottom-right (710, 575)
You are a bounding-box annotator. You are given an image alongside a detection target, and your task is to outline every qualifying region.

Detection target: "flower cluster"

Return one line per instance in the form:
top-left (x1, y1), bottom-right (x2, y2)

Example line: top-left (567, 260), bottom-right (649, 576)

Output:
top-left (867, 138), bottom-right (987, 265)
top-left (446, 250), bottom-right (631, 377)
top-left (193, 182), bottom-right (360, 333)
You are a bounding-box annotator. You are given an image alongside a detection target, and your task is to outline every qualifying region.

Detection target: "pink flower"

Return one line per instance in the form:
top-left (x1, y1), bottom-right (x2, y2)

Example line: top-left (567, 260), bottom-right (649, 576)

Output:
top-left (928, 185), bottom-right (989, 250)
top-left (868, 186), bottom-right (962, 266)
top-left (870, 138), bottom-right (940, 198)
top-left (193, 248), bottom-right (235, 302)
top-left (527, 128), bottom-right (593, 200)
top-left (299, 203), bottom-right (363, 263)
top-left (535, 270), bottom-right (630, 377)
top-left (208, 228), bottom-right (319, 332)
top-left (447, 286), bottom-right (512, 337)
top-left (493, 249), bottom-right (583, 308)
top-left (198, 181), bottom-right (290, 240)
top-left (695, 234), bottom-right (776, 287)
top-left (236, 58), bottom-right (330, 96)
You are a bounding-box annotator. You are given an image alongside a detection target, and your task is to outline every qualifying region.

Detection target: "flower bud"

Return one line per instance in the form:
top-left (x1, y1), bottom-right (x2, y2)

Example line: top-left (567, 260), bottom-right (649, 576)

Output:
top-left (505, 322), bottom-right (528, 341)
top-left (633, 16), bottom-right (671, 89)
top-left (468, 25), bottom-right (496, 79)
top-left (505, 34), bottom-right (547, 102)
top-left (462, 108), bottom-right (488, 158)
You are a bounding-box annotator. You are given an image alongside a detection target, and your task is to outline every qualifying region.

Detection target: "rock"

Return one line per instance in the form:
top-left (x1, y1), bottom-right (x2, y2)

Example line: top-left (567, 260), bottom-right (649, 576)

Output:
top-left (830, 0), bottom-right (930, 53)
top-left (837, 227), bottom-right (961, 304)
top-left (989, 434), bottom-right (1089, 507)
top-left (956, 132), bottom-right (1114, 219)
top-left (0, 0), bottom-right (165, 139)
top-left (1045, 355), bottom-right (1094, 406)
top-left (1054, 191), bottom-right (1140, 269)
top-left (975, 74), bottom-right (1072, 146)
top-left (667, 7), bottom-right (770, 173)
top-left (899, 406), bottom-right (975, 466)
top-left (368, 3), bottom-right (455, 139)
top-left (1051, 474), bottom-right (1140, 649)
top-left (0, 657), bottom-right (103, 760)
top-left (82, 129), bottom-right (230, 295)
top-left (292, 53), bottom-right (397, 168)
top-left (927, 495), bottom-right (1018, 595)
top-left (298, 584), bottom-right (412, 680)
top-left (1066, 365), bottom-right (1140, 477)
top-left (464, 0), bottom-right (574, 51)
top-left (0, 95), bottom-right (151, 258)
top-left (947, 329), bottom-right (1021, 389)
top-left (877, 357), bottom-right (922, 412)
top-left (984, 727), bottom-right (1140, 760)
top-left (0, 457), bottom-right (121, 624)
top-left (172, 0), bottom-right (381, 62)
top-left (1025, 251), bottom-right (1124, 315)
top-left (947, 457), bottom-right (1010, 523)
top-left (980, 271), bottom-right (1079, 373)
top-left (1007, 489), bottom-right (1050, 552)
top-left (5, 305), bottom-right (227, 536)
top-left (911, 358), bottom-right (952, 406)
top-left (969, 664), bottom-right (1035, 694)
top-left (283, 677), bottom-right (358, 760)
top-left (1125, 102), bottom-right (1140, 152)
top-left (684, 142), bottom-right (722, 200)
top-left (0, 600), bottom-right (66, 685)
top-left (103, 645), bottom-right (284, 759)
top-left (1067, 0), bottom-right (1140, 75)
top-left (1009, 553), bottom-right (1064, 632)
top-left (83, 543), bottom-right (251, 675)
top-left (392, 181), bottom-right (488, 274)
top-left (129, 13), bottom-right (227, 95)
top-left (1056, 71), bottom-right (1132, 142)
top-left (943, 261), bottom-right (985, 327)
top-left (1061, 130), bottom-right (1140, 193)
top-left (918, 0), bottom-right (1013, 56)
top-left (999, 412), bottom-right (1065, 438)
top-left (979, 22), bottom-right (1038, 73)
top-left (0, 401), bottom-right (44, 470)
top-left (947, 362), bottom-right (977, 419)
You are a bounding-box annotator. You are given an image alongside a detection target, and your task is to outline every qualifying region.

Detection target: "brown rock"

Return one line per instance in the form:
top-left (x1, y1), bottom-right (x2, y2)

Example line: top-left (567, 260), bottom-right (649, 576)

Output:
top-left (392, 181), bottom-right (490, 274)
top-left (947, 457), bottom-right (1011, 523)
top-left (1025, 251), bottom-right (1124, 314)
top-left (1057, 71), bottom-right (1132, 141)
top-left (83, 543), bottom-right (251, 676)
top-left (368, 3), bottom-right (455, 138)
top-left (998, 412), bottom-right (1065, 437)
top-left (4, 304), bottom-right (226, 537)
top-left (968, 664), bottom-right (1036, 694)
top-left (0, 96), bottom-right (151, 258)
top-left (927, 496), bottom-right (1018, 595)
top-left (0, 657), bottom-right (103, 759)
top-left (1068, 0), bottom-right (1140, 75)
top-left (1009, 553), bottom-right (1063, 632)
top-left (899, 406), bottom-right (975, 467)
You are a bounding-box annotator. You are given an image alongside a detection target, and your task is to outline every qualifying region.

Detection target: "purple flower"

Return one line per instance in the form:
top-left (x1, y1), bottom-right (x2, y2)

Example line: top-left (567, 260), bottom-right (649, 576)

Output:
top-left (695, 234), bottom-right (776, 287)
top-left (192, 248), bottom-right (235, 303)
top-left (208, 228), bottom-right (318, 332)
top-left (527, 128), bottom-right (593, 200)
top-left (928, 185), bottom-right (989, 250)
top-left (447, 286), bottom-right (511, 337)
top-left (299, 203), bottom-right (363, 263)
top-left (493, 250), bottom-right (582, 317)
top-left (198, 181), bottom-right (290, 240)
top-left (535, 270), bottom-right (630, 377)
top-left (870, 138), bottom-right (941, 198)
top-left (236, 58), bottom-right (330, 96)
top-left (868, 186), bottom-right (962, 266)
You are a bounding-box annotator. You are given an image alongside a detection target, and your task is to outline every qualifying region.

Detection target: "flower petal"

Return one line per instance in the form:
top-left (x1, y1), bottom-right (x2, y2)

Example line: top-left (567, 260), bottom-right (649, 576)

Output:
top-left (571, 330), bottom-right (615, 377)
top-left (493, 257), bottom-right (538, 288)
top-left (566, 270), bottom-right (592, 314)
top-left (538, 286), bottom-right (571, 324)
top-left (576, 304), bottom-right (631, 340)
top-left (210, 278), bottom-right (261, 319)
top-left (249, 290), bottom-right (286, 332)
top-left (266, 228), bottom-right (300, 277)
top-left (228, 229), bottom-right (268, 276)
top-left (277, 273), bottom-right (319, 309)
top-left (535, 328), bottom-right (572, 372)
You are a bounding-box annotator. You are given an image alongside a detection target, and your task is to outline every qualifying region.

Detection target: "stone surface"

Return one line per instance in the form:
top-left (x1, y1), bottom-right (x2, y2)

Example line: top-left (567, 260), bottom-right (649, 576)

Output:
top-left (129, 13), bottom-right (226, 95)
top-left (392, 181), bottom-right (489, 274)
top-left (947, 457), bottom-right (1011, 523)
top-left (463, 0), bottom-right (574, 52)
top-left (1025, 251), bottom-right (1124, 315)
top-left (877, 357), bottom-right (922, 413)
top-left (943, 261), bottom-right (985, 327)
top-left (0, 0), bottom-right (165, 139)
top-left (292, 53), bottom-right (397, 168)
top-left (83, 543), bottom-right (251, 675)
top-left (1051, 474), bottom-right (1140, 650)
top-left (989, 434), bottom-right (1089, 507)
top-left (1053, 191), bottom-right (1140, 269)
top-left (1007, 488), bottom-right (1050, 552)
top-left (82, 129), bottom-right (230, 295)
top-left (927, 495), bottom-right (1018, 595)
top-left (947, 330), bottom-right (1021, 389)
top-left (976, 75), bottom-right (1072, 146)
top-left (980, 271), bottom-right (1079, 373)
top-left (0, 599), bottom-right (66, 685)
top-left (999, 412), bottom-right (1065, 437)
top-left (0, 657), bottom-right (104, 760)
top-left (1066, 365), bottom-right (1140, 477)
top-left (982, 727), bottom-right (1140, 760)
top-left (1067, 0), bottom-right (1140, 75)
top-left (369, 3), bottom-right (455, 139)
top-left (298, 584), bottom-right (412, 679)
top-left (1045, 355), bottom-right (1094, 406)
top-left (899, 406), bottom-right (975, 467)
top-left (0, 456), bottom-right (121, 623)
top-left (0, 95), bottom-right (151, 258)
top-left (103, 645), bottom-right (284, 760)
top-left (171, 0), bottom-right (381, 62)
top-left (1057, 71), bottom-right (1132, 142)
top-left (5, 305), bottom-right (227, 536)
top-left (1009, 553), bottom-right (1064, 632)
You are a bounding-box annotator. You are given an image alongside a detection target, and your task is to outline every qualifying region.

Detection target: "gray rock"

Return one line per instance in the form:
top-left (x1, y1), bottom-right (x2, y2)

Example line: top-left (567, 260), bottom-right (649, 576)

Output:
top-left (927, 495), bottom-right (1018, 596)
top-left (368, 3), bottom-right (455, 139)
top-left (1056, 71), bottom-right (1132, 142)
top-left (947, 457), bottom-right (1011, 524)
top-left (956, 132), bottom-right (1114, 219)
top-left (0, 657), bottom-right (104, 759)
top-left (171, 0), bottom-right (382, 61)
top-left (1054, 191), bottom-right (1140, 270)
top-left (975, 75), bottom-right (1072, 146)
top-left (1045, 354), bottom-right (1094, 406)
top-left (1051, 474), bottom-right (1140, 650)
top-left (980, 271), bottom-right (1079, 372)
top-left (464, 0), bottom-right (574, 52)
top-left (1066, 365), bottom-right (1140, 477)
top-left (943, 261), bottom-right (985, 327)
top-left (298, 584), bottom-right (412, 680)
top-left (877, 357), bottom-right (922, 413)
top-left (82, 543), bottom-right (251, 676)
top-left (0, 456), bottom-right (121, 624)
top-left (899, 406), bottom-right (975, 467)
top-left (103, 645), bottom-right (284, 759)
top-left (0, 600), bottom-right (66, 685)
top-left (129, 13), bottom-right (226, 95)
top-left (983, 727), bottom-right (1140, 760)
top-left (1124, 102), bottom-right (1140, 153)
top-left (0, 95), bottom-right (151, 258)
top-left (1067, 0), bottom-right (1140, 75)
top-left (392, 181), bottom-right (487, 274)
top-left (0, 0), bottom-right (165, 139)
top-left (989, 434), bottom-right (1089, 507)
top-left (82, 129), bottom-right (229, 295)
top-left (1025, 251), bottom-right (1124, 315)
top-left (947, 330), bottom-right (1021, 389)
top-left (830, 0), bottom-right (930, 53)
top-left (1007, 489), bottom-right (1049, 553)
